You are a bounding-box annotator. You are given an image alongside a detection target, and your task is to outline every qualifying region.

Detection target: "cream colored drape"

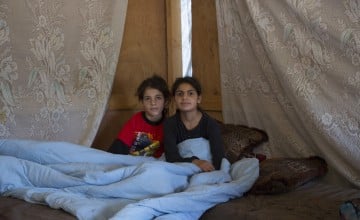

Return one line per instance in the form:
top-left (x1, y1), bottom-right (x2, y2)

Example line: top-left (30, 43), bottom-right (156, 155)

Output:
top-left (0, 0), bottom-right (127, 146)
top-left (216, 0), bottom-right (360, 188)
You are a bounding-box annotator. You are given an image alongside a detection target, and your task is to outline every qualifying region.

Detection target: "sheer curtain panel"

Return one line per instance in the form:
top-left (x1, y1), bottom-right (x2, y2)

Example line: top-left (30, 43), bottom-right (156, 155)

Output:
top-left (0, 0), bottom-right (128, 145)
top-left (216, 0), bottom-right (360, 188)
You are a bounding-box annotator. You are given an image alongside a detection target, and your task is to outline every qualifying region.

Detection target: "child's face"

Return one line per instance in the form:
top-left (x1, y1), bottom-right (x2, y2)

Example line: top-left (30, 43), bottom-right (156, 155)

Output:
top-left (142, 88), bottom-right (165, 122)
top-left (174, 83), bottom-right (201, 112)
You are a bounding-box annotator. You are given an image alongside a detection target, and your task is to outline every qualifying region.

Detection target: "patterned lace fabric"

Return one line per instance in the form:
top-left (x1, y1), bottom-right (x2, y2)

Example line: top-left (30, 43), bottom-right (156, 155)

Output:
top-left (216, 0), bottom-right (360, 187)
top-left (0, 1), bottom-right (128, 145)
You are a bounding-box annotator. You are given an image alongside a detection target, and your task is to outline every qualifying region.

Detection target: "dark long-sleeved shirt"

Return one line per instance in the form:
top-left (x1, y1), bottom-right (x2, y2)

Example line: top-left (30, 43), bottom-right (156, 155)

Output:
top-left (163, 111), bottom-right (225, 170)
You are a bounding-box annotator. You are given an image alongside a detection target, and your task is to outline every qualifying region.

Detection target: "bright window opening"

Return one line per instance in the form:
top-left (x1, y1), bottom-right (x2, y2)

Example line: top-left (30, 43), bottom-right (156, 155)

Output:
top-left (181, 0), bottom-right (192, 77)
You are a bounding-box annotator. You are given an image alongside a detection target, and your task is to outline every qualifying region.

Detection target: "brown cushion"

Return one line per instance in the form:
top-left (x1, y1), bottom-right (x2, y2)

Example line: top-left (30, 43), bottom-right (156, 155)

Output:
top-left (248, 156), bottom-right (328, 194)
top-left (218, 122), bottom-right (268, 164)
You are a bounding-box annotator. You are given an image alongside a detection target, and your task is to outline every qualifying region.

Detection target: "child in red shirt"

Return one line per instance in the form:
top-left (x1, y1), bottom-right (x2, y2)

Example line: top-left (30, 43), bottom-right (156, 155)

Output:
top-left (108, 75), bottom-right (170, 158)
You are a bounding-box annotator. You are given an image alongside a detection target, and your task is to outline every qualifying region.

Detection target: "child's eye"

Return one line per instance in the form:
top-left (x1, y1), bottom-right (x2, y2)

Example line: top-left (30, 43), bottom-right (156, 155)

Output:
top-left (175, 91), bottom-right (184, 96)
top-left (156, 96), bottom-right (163, 100)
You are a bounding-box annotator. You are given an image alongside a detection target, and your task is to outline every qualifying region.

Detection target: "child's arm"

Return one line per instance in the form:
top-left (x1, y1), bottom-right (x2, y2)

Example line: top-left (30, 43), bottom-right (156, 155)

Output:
top-left (107, 139), bottom-right (130, 154)
top-left (207, 117), bottom-right (225, 170)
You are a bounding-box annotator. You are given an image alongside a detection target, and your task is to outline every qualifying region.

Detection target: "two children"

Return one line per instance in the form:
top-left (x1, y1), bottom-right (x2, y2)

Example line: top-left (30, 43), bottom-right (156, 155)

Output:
top-left (108, 75), bottom-right (224, 171)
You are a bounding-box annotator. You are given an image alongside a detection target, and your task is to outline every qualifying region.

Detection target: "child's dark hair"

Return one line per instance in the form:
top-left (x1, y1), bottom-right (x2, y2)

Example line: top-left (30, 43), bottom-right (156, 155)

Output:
top-left (136, 74), bottom-right (170, 101)
top-left (171, 76), bottom-right (202, 96)
top-left (136, 74), bottom-right (171, 114)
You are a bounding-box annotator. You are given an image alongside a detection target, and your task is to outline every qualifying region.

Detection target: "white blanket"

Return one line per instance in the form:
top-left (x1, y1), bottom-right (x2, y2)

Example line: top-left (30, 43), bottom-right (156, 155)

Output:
top-left (0, 139), bottom-right (259, 220)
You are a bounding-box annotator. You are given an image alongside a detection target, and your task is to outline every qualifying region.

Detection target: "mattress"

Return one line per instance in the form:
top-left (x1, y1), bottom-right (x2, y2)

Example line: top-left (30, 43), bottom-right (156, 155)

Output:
top-left (201, 181), bottom-right (360, 220)
top-left (1, 181), bottom-right (359, 220)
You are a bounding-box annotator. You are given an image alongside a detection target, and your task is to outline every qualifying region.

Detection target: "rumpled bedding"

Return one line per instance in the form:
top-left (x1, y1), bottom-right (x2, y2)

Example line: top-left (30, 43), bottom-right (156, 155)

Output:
top-left (0, 139), bottom-right (259, 220)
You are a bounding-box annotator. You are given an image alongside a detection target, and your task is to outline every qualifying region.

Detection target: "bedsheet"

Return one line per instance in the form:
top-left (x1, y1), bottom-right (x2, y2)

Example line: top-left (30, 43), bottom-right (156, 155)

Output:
top-left (0, 139), bottom-right (259, 220)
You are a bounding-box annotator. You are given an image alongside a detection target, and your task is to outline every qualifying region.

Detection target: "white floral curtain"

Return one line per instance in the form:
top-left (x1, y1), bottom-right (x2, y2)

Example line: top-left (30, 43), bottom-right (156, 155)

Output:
top-left (0, 0), bottom-right (127, 146)
top-left (216, 0), bottom-right (360, 188)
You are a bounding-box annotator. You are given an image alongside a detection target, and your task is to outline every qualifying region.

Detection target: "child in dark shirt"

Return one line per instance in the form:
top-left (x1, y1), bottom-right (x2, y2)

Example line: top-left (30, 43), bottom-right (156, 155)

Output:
top-left (164, 76), bottom-right (225, 171)
top-left (108, 74), bottom-right (170, 158)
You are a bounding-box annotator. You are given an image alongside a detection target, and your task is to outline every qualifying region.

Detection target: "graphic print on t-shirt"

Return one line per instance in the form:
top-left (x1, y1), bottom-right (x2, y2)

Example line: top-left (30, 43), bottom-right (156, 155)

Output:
top-left (129, 132), bottom-right (160, 156)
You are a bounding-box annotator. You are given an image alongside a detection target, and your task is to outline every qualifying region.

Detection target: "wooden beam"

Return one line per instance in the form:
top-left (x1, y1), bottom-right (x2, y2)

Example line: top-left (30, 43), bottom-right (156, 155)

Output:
top-left (165, 0), bottom-right (183, 85)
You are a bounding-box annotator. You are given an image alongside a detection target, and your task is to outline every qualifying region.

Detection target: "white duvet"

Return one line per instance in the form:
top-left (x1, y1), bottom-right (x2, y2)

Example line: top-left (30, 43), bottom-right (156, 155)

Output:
top-left (0, 139), bottom-right (259, 220)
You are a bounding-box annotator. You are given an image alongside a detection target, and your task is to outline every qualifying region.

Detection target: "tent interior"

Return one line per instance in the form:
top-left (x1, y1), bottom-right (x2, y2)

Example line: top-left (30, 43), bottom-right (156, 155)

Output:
top-left (0, 0), bottom-right (359, 219)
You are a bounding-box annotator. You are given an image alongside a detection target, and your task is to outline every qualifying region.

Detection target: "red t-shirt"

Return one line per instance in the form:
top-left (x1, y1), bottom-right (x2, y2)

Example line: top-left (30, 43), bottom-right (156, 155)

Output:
top-left (117, 111), bottom-right (164, 158)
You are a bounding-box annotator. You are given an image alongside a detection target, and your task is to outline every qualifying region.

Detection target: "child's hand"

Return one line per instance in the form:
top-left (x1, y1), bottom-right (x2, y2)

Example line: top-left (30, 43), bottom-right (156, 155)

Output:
top-left (192, 159), bottom-right (215, 172)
